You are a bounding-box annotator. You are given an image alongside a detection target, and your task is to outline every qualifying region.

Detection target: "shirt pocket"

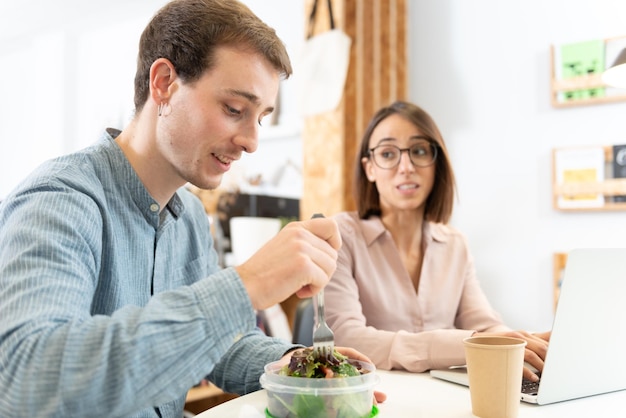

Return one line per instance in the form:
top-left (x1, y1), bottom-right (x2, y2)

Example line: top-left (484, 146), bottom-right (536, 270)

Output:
top-left (168, 254), bottom-right (211, 288)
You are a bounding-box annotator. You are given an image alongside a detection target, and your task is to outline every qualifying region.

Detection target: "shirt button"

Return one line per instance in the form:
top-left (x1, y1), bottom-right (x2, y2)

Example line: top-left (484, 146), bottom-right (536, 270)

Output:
top-left (150, 203), bottom-right (159, 212)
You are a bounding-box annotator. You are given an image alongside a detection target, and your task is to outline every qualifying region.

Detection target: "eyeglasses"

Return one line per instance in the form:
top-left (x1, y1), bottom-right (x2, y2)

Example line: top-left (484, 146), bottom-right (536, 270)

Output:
top-left (368, 141), bottom-right (437, 169)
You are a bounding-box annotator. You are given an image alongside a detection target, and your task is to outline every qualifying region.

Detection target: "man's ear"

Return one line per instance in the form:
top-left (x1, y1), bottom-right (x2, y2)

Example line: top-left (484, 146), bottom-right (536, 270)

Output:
top-left (149, 58), bottom-right (177, 104)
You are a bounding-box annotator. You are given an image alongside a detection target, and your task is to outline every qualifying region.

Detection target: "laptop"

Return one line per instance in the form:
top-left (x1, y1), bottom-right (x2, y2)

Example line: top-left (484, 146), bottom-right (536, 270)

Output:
top-left (430, 248), bottom-right (626, 405)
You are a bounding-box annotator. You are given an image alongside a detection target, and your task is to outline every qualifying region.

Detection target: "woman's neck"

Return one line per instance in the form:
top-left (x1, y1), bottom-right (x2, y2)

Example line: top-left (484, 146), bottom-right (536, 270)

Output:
top-left (381, 208), bottom-right (425, 251)
top-left (381, 208), bottom-right (426, 293)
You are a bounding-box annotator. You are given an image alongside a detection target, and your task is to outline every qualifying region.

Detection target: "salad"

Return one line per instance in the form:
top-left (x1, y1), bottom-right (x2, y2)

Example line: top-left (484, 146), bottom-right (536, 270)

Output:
top-left (280, 348), bottom-right (366, 379)
top-left (260, 348), bottom-right (378, 417)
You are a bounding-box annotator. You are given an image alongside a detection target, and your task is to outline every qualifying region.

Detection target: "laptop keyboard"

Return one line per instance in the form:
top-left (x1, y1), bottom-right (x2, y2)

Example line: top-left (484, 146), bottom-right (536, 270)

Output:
top-left (522, 371), bottom-right (542, 395)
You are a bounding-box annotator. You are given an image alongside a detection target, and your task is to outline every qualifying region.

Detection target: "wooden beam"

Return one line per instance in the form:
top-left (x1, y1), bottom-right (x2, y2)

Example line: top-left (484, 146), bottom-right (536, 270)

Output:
top-left (301, 0), bottom-right (407, 219)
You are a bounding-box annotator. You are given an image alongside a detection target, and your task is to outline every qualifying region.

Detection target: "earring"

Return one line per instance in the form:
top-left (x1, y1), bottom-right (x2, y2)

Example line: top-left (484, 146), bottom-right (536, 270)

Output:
top-left (157, 102), bottom-right (171, 116)
top-left (158, 102), bottom-right (171, 117)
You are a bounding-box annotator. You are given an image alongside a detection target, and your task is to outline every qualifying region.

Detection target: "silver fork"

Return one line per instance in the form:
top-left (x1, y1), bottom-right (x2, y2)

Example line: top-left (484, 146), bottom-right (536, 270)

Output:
top-left (313, 289), bottom-right (335, 359)
top-left (310, 213), bottom-right (335, 359)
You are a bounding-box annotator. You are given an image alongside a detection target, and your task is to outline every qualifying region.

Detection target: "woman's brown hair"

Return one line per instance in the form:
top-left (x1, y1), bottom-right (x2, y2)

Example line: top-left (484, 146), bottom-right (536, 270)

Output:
top-left (354, 101), bottom-right (456, 223)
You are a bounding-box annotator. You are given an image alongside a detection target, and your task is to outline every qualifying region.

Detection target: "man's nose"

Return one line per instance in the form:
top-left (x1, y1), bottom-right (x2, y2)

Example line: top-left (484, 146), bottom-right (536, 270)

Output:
top-left (235, 123), bottom-right (259, 153)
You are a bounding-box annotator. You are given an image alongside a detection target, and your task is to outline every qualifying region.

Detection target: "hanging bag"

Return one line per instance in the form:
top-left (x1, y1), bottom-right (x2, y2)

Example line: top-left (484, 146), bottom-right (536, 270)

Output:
top-left (295, 0), bottom-right (352, 116)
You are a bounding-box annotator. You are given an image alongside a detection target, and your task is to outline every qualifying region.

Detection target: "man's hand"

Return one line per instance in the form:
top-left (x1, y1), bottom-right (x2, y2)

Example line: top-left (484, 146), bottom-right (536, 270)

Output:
top-left (236, 216), bottom-right (341, 310)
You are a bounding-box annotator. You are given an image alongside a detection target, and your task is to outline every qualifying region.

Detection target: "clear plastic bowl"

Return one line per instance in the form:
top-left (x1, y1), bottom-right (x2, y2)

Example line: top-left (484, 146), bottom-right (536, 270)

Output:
top-left (259, 358), bottom-right (379, 418)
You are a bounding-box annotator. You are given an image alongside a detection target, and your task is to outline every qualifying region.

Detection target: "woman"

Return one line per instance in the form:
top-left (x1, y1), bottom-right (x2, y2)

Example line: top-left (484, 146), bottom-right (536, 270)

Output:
top-left (325, 101), bottom-right (548, 382)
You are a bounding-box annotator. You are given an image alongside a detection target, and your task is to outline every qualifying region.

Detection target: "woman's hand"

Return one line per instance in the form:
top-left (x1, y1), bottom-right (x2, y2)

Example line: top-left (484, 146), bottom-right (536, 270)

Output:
top-left (473, 330), bottom-right (550, 382)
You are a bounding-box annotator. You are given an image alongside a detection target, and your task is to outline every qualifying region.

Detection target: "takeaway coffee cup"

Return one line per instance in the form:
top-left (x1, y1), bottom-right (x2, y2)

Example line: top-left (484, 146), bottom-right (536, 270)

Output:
top-left (463, 336), bottom-right (527, 418)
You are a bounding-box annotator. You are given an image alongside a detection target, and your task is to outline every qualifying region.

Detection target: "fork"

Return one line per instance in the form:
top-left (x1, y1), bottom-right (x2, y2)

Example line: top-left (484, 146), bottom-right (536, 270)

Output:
top-left (313, 289), bottom-right (335, 359)
top-left (311, 213), bottom-right (335, 359)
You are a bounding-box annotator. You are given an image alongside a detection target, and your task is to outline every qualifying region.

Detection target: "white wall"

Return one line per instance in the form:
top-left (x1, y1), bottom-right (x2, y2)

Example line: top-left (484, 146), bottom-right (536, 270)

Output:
top-left (0, 0), bottom-right (169, 198)
top-left (0, 0), bottom-right (304, 199)
top-left (409, 0), bottom-right (626, 331)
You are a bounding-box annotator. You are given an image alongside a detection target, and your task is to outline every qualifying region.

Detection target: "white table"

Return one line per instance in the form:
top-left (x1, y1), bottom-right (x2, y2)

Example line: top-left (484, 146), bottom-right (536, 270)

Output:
top-left (196, 369), bottom-right (626, 417)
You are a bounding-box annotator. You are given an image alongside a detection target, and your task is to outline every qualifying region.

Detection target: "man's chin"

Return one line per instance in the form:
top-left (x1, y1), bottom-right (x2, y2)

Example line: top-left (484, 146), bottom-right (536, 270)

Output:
top-left (191, 175), bottom-right (223, 191)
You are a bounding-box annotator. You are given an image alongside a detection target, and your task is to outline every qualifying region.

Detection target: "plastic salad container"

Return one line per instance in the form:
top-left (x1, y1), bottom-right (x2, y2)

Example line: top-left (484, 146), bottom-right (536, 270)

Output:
top-left (259, 355), bottom-right (380, 418)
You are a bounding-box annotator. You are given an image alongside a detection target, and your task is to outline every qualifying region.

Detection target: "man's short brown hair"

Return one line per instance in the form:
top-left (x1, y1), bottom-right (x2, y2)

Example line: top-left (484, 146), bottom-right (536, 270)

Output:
top-left (133, 0), bottom-right (292, 112)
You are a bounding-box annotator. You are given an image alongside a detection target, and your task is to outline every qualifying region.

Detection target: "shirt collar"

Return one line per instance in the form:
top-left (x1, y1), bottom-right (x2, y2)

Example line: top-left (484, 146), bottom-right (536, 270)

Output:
top-left (361, 215), bottom-right (449, 246)
top-left (361, 216), bottom-right (387, 246)
top-left (101, 128), bottom-right (185, 223)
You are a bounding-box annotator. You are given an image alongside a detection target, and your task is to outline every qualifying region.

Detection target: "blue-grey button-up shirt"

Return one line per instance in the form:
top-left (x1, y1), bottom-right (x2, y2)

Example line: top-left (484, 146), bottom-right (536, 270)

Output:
top-left (0, 129), bottom-right (295, 417)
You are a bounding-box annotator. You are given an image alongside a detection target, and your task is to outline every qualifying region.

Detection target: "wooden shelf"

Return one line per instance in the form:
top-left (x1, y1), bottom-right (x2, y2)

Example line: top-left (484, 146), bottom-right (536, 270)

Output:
top-left (552, 145), bottom-right (626, 211)
top-left (550, 36), bottom-right (626, 108)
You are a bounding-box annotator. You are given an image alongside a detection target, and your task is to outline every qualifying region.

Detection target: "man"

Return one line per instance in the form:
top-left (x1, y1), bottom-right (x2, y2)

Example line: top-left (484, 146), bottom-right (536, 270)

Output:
top-left (0, 1), bottom-right (381, 416)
